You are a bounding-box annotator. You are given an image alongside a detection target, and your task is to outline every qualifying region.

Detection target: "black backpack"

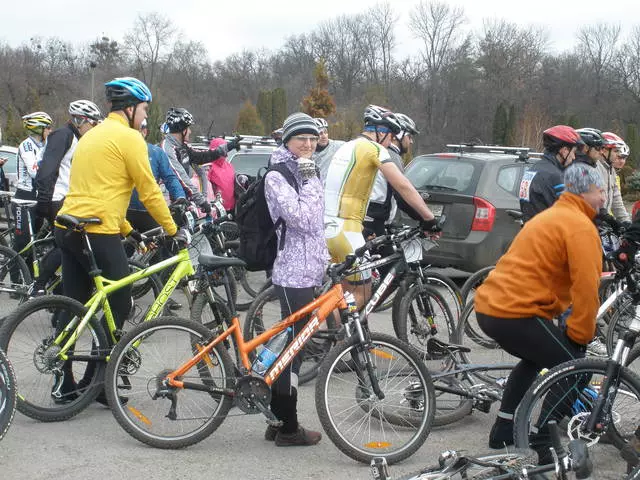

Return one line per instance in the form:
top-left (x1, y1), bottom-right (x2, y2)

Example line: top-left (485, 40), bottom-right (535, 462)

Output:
top-left (235, 163), bottom-right (298, 271)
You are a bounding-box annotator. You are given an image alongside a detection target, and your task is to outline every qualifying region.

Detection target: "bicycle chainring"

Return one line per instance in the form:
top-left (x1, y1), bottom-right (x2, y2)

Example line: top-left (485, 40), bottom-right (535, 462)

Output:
top-left (234, 375), bottom-right (271, 414)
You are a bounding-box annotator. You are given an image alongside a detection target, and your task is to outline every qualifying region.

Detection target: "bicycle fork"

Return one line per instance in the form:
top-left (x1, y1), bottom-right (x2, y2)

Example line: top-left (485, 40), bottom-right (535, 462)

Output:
top-left (343, 292), bottom-right (385, 400)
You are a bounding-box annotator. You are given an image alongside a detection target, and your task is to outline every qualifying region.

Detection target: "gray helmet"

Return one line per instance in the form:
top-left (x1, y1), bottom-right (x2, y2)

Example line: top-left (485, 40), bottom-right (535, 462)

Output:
top-left (165, 107), bottom-right (194, 133)
top-left (395, 113), bottom-right (420, 136)
top-left (363, 105), bottom-right (402, 134)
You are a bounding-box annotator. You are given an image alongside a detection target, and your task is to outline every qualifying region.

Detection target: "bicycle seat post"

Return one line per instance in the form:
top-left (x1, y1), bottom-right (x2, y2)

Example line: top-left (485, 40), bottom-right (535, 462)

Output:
top-left (81, 232), bottom-right (102, 278)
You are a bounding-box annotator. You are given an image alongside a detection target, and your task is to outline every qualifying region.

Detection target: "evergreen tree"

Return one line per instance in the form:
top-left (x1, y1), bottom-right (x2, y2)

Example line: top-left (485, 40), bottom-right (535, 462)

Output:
top-left (625, 123), bottom-right (639, 168)
top-left (301, 59), bottom-right (336, 118)
top-left (146, 101), bottom-right (164, 145)
top-left (235, 100), bottom-right (264, 135)
top-left (256, 90), bottom-right (273, 134)
top-left (4, 106), bottom-right (22, 146)
top-left (271, 88), bottom-right (287, 131)
top-left (492, 103), bottom-right (508, 145)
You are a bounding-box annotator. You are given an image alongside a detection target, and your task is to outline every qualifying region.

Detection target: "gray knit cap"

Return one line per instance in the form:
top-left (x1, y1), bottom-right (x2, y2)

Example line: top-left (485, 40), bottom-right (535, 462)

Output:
top-left (282, 112), bottom-right (319, 144)
top-left (564, 162), bottom-right (604, 194)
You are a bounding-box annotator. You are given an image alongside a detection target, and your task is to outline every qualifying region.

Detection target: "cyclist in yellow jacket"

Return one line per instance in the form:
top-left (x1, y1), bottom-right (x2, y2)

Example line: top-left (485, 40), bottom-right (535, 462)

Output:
top-left (53, 77), bottom-right (178, 404)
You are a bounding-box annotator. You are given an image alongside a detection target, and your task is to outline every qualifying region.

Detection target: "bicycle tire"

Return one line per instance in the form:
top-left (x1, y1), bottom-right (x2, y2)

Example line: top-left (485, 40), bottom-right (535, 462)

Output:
top-left (243, 285), bottom-right (336, 386)
top-left (453, 303), bottom-right (500, 364)
top-left (0, 244), bottom-right (32, 306)
top-left (0, 295), bottom-right (108, 422)
top-left (460, 266), bottom-right (494, 305)
top-left (423, 269), bottom-right (464, 322)
top-left (397, 449), bottom-right (537, 479)
top-left (190, 291), bottom-right (238, 363)
top-left (128, 259), bottom-right (162, 301)
top-left (0, 348), bottom-right (17, 441)
top-left (513, 357), bottom-right (640, 478)
top-left (605, 295), bottom-right (635, 356)
top-left (105, 316), bottom-right (235, 449)
top-left (315, 332), bottom-right (435, 465)
top-left (392, 283), bottom-right (456, 359)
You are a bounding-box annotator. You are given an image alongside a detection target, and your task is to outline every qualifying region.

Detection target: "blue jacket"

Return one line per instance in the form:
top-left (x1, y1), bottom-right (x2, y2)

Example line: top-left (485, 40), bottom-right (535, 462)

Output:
top-left (129, 143), bottom-right (186, 211)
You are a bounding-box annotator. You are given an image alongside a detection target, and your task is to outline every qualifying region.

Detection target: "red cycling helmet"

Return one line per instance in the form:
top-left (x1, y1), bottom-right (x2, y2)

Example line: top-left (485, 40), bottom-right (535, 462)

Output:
top-left (602, 131), bottom-right (625, 149)
top-left (542, 125), bottom-right (584, 151)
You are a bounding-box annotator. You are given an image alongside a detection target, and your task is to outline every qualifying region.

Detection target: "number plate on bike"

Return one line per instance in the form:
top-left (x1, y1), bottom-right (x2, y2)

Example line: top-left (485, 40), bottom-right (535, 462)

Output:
top-left (402, 238), bottom-right (423, 263)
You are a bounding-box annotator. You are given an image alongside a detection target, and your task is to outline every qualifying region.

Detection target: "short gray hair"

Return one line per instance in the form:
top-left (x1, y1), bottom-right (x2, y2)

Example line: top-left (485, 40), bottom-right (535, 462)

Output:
top-left (564, 162), bottom-right (604, 194)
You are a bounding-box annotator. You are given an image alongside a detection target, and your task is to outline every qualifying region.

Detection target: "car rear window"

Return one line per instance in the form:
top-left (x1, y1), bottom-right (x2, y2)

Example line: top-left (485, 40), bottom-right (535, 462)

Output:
top-left (405, 156), bottom-right (480, 195)
top-left (0, 150), bottom-right (17, 174)
top-left (230, 153), bottom-right (271, 177)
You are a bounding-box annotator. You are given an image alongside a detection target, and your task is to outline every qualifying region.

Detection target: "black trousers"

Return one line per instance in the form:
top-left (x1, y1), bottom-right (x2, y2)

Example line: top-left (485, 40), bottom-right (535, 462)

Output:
top-left (33, 200), bottom-right (63, 291)
top-left (477, 312), bottom-right (585, 417)
top-left (11, 189), bottom-right (42, 279)
top-left (55, 227), bottom-right (131, 331)
top-left (270, 284), bottom-right (315, 433)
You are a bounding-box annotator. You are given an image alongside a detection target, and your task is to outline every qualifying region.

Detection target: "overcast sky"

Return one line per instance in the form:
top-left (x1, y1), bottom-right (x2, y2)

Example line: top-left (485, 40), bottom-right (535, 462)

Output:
top-left (2, 0), bottom-right (639, 61)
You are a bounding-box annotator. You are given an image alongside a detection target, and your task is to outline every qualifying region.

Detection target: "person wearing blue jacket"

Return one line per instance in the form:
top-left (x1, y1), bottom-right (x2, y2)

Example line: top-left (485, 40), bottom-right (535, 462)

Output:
top-left (127, 119), bottom-right (186, 233)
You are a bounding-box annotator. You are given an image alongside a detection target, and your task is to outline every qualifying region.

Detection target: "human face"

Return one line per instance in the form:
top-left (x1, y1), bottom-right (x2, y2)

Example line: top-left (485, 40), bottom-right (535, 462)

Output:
top-left (558, 145), bottom-right (577, 167)
top-left (580, 183), bottom-right (606, 211)
top-left (183, 127), bottom-right (192, 143)
top-left (317, 128), bottom-right (329, 147)
top-left (401, 134), bottom-right (413, 153)
top-left (287, 134), bottom-right (318, 158)
top-left (131, 102), bottom-right (148, 130)
top-left (42, 126), bottom-right (52, 141)
top-left (587, 146), bottom-right (604, 163)
top-left (613, 151), bottom-right (627, 169)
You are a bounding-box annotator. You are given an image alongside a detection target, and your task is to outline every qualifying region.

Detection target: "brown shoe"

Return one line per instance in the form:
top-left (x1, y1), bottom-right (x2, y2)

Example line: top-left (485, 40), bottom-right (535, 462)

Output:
top-left (265, 424), bottom-right (279, 441)
top-left (275, 426), bottom-right (322, 447)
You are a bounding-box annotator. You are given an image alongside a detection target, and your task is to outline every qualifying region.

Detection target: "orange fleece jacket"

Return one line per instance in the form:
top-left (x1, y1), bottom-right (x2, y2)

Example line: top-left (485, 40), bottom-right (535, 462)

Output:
top-left (474, 192), bottom-right (601, 345)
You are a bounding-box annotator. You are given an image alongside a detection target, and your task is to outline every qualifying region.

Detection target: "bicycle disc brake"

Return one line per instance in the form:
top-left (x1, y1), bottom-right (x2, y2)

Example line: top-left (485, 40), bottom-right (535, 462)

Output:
top-left (234, 375), bottom-right (271, 414)
top-left (567, 412), bottom-right (601, 446)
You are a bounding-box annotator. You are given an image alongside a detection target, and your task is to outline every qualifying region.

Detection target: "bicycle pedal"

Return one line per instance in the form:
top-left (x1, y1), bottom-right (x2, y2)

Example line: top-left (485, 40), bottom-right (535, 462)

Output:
top-left (474, 399), bottom-right (492, 414)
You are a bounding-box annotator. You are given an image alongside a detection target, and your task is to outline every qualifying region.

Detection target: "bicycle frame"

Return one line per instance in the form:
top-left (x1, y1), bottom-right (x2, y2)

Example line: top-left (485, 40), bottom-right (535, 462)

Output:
top-left (166, 282), bottom-right (349, 388)
top-left (56, 247), bottom-right (195, 357)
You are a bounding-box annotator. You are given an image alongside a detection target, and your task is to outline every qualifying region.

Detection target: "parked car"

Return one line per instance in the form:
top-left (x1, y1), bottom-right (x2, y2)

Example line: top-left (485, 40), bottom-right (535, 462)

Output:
top-left (398, 144), bottom-right (540, 273)
top-left (0, 145), bottom-right (18, 191)
top-left (226, 136), bottom-right (278, 181)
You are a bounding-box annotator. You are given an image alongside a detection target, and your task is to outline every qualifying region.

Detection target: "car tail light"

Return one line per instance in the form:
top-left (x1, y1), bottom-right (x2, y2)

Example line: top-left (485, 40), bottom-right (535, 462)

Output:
top-left (471, 197), bottom-right (496, 231)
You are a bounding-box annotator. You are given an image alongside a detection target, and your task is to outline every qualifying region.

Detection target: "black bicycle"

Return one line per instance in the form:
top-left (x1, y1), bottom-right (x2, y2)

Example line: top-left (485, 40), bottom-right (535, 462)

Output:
top-left (0, 348), bottom-right (17, 441)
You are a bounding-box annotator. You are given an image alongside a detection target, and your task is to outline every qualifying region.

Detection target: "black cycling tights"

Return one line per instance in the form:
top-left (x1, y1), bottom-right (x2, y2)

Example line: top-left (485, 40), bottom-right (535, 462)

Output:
top-left (270, 284), bottom-right (315, 433)
top-left (54, 227), bottom-right (131, 332)
top-left (476, 313), bottom-right (585, 417)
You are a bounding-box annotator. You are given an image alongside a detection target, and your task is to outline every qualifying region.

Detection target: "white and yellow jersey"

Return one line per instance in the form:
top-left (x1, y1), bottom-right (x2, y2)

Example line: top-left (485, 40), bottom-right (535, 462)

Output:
top-left (324, 137), bottom-right (390, 224)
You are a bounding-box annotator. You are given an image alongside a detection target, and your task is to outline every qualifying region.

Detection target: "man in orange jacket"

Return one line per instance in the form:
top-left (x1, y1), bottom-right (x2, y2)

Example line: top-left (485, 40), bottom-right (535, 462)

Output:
top-left (474, 162), bottom-right (605, 450)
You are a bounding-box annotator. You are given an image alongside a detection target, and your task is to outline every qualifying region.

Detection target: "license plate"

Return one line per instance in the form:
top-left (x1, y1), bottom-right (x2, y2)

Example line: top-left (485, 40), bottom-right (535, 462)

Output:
top-left (429, 203), bottom-right (443, 217)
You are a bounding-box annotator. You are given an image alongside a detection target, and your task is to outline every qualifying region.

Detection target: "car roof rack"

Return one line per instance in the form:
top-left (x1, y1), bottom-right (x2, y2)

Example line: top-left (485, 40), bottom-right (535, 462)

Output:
top-left (224, 135), bottom-right (277, 149)
top-left (446, 144), bottom-right (542, 161)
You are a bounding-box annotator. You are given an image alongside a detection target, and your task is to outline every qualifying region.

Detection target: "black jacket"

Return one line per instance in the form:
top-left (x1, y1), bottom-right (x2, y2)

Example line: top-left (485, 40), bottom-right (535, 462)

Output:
top-left (35, 122), bottom-right (79, 206)
top-left (519, 151), bottom-right (565, 222)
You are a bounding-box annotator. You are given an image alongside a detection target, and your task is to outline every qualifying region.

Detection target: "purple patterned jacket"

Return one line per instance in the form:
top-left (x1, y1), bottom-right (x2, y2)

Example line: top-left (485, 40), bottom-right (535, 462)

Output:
top-left (264, 146), bottom-right (327, 288)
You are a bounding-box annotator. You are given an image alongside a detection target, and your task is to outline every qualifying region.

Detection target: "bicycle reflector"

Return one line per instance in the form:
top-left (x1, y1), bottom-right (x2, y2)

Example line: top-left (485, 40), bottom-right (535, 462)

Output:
top-left (364, 441), bottom-right (392, 449)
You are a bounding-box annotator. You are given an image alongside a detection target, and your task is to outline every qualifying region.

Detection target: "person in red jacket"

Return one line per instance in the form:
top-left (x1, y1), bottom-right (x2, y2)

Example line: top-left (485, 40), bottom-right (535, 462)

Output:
top-left (207, 137), bottom-right (236, 211)
top-left (475, 162), bottom-right (605, 452)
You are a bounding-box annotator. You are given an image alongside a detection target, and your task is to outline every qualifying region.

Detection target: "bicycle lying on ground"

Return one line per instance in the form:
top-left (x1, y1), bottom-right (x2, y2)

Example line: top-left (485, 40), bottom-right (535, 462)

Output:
top-left (104, 245), bottom-right (436, 465)
top-left (374, 421), bottom-right (592, 479)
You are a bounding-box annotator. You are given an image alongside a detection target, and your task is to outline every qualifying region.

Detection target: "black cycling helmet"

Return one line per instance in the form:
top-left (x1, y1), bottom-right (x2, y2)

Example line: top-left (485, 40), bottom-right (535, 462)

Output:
top-left (165, 107), bottom-right (195, 133)
top-left (542, 125), bottom-right (584, 152)
top-left (576, 128), bottom-right (604, 148)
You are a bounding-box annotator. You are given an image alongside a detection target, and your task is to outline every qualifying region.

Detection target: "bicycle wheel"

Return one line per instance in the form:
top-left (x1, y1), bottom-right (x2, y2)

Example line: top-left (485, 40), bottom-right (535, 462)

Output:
top-left (398, 449), bottom-right (537, 480)
top-left (392, 283), bottom-right (456, 361)
top-left (605, 295), bottom-right (636, 355)
top-left (460, 266), bottom-right (494, 305)
top-left (0, 244), bottom-right (32, 313)
top-left (454, 303), bottom-right (500, 363)
top-left (514, 358), bottom-right (640, 478)
top-left (190, 291), bottom-right (237, 362)
top-left (105, 317), bottom-right (235, 449)
top-left (127, 260), bottom-right (163, 327)
top-left (243, 286), bottom-right (336, 386)
top-left (0, 348), bottom-right (17, 441)
top-left (236, 270), bottom-right (270, 311)
top-left (0, 295), bottom-right (109, 421)
top-left (315, 332), bottom-right (435, 464)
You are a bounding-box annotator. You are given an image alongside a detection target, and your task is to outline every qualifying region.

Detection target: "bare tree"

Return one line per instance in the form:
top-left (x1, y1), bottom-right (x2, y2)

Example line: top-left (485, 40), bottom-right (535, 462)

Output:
top-left (576, 22), bottom-right (621, 97)
top-left (617, 26), bottom-right (640, 104)
top-left (363, 2), bottom-right (398, 93)
top-left (123, 12), bottom-right (178, 89)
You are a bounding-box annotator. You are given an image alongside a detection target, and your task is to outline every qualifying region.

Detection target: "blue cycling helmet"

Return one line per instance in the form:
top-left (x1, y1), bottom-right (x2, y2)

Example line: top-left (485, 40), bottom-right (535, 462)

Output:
top-left (105, 77), bottom-right (152, 110)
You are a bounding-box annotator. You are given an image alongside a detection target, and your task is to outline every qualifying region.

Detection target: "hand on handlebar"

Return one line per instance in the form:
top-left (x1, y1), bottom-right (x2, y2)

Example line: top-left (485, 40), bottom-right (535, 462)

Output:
top-left (420, 218), bottom-right (443, 239)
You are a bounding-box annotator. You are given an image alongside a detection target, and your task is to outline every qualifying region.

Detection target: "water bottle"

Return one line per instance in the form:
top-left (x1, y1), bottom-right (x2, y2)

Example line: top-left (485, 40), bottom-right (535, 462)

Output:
top-left (252, 327), bottom-right (292, 376)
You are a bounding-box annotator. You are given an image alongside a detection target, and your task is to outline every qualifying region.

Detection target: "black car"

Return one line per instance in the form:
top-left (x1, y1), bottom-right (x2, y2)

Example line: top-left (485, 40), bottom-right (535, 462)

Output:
top-left (398, 144), bottom-right (539, 273)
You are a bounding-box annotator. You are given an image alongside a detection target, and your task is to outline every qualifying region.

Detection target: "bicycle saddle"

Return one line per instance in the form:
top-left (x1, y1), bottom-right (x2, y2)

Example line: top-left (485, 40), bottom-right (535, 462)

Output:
top-left (427, 337), bottom-right (471, 355)
top-left (198, 254), bottom-right (246, 269)
top-left (56, 214), bottom-right (102, 230)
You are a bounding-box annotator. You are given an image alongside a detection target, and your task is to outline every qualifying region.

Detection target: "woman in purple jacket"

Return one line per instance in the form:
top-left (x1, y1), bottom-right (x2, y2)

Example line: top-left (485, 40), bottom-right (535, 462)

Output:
top-left (263, 113), bottom-right (327, 446)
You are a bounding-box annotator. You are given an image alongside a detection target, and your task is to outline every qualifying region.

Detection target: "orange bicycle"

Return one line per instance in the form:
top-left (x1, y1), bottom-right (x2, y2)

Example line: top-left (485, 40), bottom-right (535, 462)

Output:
top-left (104, 251), bottom-right (435, 464)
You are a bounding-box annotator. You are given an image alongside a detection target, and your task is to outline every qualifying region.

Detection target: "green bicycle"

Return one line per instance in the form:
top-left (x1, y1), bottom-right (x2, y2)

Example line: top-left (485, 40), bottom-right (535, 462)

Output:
top-left (0, 203), bottom-right (233, 422)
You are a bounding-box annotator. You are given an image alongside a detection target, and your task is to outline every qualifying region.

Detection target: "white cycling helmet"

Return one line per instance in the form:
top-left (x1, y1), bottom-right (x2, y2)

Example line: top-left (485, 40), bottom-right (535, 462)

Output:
top-left (314, 118), bottom-right (329, 130)
top-left (363, 105), bottom-right (402, 134)
top-left (69, 99), bottom-right (103, 125)
top-left (395, 113), bottom-right (420, 142)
